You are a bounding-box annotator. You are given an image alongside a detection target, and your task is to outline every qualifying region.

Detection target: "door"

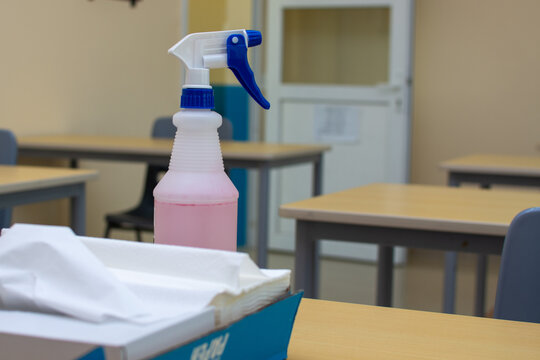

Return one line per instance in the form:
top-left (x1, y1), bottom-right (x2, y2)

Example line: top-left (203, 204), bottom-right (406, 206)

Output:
top-left (263, 0), bottom-right (414, 261)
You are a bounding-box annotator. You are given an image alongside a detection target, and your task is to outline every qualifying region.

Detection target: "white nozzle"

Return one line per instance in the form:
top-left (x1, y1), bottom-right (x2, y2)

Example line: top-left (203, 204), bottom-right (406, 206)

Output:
top-left (168, 29), bottom-right (248, 88)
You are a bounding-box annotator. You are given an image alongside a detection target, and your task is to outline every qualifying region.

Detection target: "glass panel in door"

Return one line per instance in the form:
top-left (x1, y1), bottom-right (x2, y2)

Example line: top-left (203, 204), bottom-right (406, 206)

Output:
top-left (282, 7), bottom-right (390, 85)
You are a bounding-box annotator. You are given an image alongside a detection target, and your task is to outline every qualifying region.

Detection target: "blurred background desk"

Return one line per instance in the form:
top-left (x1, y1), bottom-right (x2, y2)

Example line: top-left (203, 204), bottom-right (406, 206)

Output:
top-left (0, 165), bottom-right (97, 234)
top-left (440, 154), bottom-right (540, 187)
top-left (18, 135), bottom-right (330, 266)
top-left (280, 183), bottom-right (540, 315)
top-left (288, 298), bottom-right (540, 359)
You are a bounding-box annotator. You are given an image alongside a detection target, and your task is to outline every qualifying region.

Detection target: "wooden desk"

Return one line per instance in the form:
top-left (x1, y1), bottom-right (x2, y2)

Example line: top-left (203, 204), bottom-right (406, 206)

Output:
top-left (440, 154), bottom-right (540, 187)
top-left (288, 298), bottom-right (540, 359)
top-left (18, 135), bottom-right (330, 266)
top-left (279, 183), bottom-right (540, 311)
top-left (0, 165), bottom-right (98, 234)
top-left (440, 154), bottom-right (540, 315)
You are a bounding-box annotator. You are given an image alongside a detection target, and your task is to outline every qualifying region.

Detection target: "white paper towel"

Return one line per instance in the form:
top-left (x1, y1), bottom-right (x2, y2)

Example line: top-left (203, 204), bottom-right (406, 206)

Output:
top-left (81, 235), bottom-right (290, 325)
top-left (0, 224), bottom-right (290, 326)
top-left (0, 224), bottom-right (159, 323)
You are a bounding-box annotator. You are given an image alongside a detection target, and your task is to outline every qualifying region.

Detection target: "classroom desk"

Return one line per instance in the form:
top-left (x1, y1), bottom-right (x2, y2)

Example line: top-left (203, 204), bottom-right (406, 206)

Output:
top-left (17, 135), bottom-right (330, 267)
top-left (0, 165), bottom-right (98, 235)
top-left (440, 154), bottom-right (540, 315)
top-left (440, 154), bottom-right (540, 187)
top-left (279, 183), bottom-right (540, 314)
top-left (288, 298), bottom-right (540, 359)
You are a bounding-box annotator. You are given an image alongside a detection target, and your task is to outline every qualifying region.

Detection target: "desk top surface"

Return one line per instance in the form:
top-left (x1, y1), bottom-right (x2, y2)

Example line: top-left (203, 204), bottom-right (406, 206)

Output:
top-left (0, 165), bottom-right (98, 194)
top-left (288, 298), bottom-right (540, 359)
top-left (18, 135), bottom-right (330, 161)
top-left (279, 183), bottom-right (540, 236)
top-left (440, 154), bottom-right (540, 176)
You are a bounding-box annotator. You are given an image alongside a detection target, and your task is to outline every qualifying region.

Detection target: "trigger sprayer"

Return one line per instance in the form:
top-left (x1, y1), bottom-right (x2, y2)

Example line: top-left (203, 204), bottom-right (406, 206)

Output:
top-left (153, 30), bottom-right (270, 251)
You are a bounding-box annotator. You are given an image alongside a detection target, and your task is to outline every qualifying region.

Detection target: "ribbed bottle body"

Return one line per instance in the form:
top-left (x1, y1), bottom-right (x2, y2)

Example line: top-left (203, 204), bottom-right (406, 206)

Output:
top-left (153, 109), bottom-right (238, 250)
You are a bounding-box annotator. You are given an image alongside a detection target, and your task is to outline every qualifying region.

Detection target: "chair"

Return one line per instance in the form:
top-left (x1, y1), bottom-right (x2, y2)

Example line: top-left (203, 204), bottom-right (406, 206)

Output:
top-left (493, 207), bottom-right (540, 323)
top-left (103, 116), bottom-right (233, 241)
top-left (0, 129), bottom-right (18, 229)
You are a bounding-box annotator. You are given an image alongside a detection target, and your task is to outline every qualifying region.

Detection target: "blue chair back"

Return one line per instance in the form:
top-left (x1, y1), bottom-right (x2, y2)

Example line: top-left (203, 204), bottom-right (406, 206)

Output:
top-left (152, 116), bottom-right (176, 139)
top-left (0, 129), bottom-right (18, 229)
top-left (494, 207), bottom-right (540, 323)
top-left (0, 129), bottom-right (17, 165)
top-left (152, 116), bottom-right (233, 140)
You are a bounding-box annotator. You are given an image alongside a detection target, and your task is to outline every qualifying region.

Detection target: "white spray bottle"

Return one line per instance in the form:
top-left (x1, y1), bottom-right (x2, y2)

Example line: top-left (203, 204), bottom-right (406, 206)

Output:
top-left (153, 30), bottom-right (270, 251)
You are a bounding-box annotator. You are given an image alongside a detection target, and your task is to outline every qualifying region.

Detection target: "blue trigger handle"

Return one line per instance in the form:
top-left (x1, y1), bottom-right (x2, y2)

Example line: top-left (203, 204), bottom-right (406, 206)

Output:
top-left (226, 32), bottom-right (270, 110)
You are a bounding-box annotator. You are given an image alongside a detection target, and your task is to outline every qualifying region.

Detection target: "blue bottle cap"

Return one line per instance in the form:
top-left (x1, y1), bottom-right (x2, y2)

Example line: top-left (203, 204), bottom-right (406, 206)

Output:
top-left (180, 88), bottom-right (214, 109)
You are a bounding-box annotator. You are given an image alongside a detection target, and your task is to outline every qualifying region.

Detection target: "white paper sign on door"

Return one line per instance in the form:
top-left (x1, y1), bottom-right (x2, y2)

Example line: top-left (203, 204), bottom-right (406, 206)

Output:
top-left (314, 104), bottom-right (361, 144)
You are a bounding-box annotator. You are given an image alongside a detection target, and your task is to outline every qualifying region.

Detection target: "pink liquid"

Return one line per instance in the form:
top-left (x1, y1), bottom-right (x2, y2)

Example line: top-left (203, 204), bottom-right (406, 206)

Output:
top-left (154, 200), bottom-right (237, 251)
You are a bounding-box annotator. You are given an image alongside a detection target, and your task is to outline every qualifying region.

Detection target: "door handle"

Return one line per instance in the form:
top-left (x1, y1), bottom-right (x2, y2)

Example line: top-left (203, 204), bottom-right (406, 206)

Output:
top-left (375, 83), bottom-right (402, 94)
top-left (375, 83), bottom-right (405, 113)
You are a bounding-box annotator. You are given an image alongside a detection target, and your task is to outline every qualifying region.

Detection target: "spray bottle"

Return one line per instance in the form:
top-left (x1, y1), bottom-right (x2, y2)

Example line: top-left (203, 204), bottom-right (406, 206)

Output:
top-left (153, 30), bottom-right (270, 251)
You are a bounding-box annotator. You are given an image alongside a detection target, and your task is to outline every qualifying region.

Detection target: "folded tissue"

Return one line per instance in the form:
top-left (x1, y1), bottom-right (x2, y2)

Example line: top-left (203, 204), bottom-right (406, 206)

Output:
top-left (0, 224), bottom-right (290, 326)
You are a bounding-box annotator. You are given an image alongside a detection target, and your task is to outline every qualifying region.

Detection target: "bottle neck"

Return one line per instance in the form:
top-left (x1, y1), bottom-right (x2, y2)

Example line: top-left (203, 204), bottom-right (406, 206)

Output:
top-left (168, 109), bottom-right (224, 173)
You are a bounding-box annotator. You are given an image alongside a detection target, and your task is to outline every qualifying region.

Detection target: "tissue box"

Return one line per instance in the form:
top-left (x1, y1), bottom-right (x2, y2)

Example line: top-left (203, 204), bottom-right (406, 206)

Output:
top-left (0, 228), bottom-right (301, 360)
top-left (0, 291), bottom-right (302, 360)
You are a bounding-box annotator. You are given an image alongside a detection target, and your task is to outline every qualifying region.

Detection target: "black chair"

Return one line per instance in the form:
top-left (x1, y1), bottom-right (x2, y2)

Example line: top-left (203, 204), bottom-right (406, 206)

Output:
top-left (103, 116), bottom-right (233, 241)
top-left (0, 129), bottom-right (18, 229)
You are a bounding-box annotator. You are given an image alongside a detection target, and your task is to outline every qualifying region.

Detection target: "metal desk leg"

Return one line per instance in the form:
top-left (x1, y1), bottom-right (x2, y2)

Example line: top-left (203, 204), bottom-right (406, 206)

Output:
top-left (473, 184), bottom-right (491, 316)
top-left (377, 245), bottom-right (394, 307)
top-left (70, 183), bottom-right (86, 235)
top-left (443, 251), bottom-right (458, 313)
top-left (295, 220), bottom-right (319, 298)
top-left (443, 174), bottom-right (459, 313)
top-left (257, 165), bottom-right (270, 268)
top-left (474, 254), bottom-right (488, 316)
top-left (444, 176), bottom-right (491, 315)
top-left (313, 155), bottom-right (323, 196)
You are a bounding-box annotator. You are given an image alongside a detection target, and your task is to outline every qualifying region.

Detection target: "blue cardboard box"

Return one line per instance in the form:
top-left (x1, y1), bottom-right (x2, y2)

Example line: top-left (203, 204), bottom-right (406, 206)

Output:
top-left (80, 292), bottom-right (303, 360)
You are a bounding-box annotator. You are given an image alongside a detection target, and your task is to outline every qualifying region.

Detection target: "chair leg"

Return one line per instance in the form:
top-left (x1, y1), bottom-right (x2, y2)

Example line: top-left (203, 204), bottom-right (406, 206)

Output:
top-left (136, 229), bottom-right (142, 242)
top-left (104, 224), bottom-right (111, 238)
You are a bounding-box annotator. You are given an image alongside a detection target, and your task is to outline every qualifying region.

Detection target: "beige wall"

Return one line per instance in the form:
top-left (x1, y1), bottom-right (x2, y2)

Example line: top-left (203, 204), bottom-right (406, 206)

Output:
top-left (1, 0), bottom-right (182, 238)
top-left (412, 0), bottom-right (540, 185)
